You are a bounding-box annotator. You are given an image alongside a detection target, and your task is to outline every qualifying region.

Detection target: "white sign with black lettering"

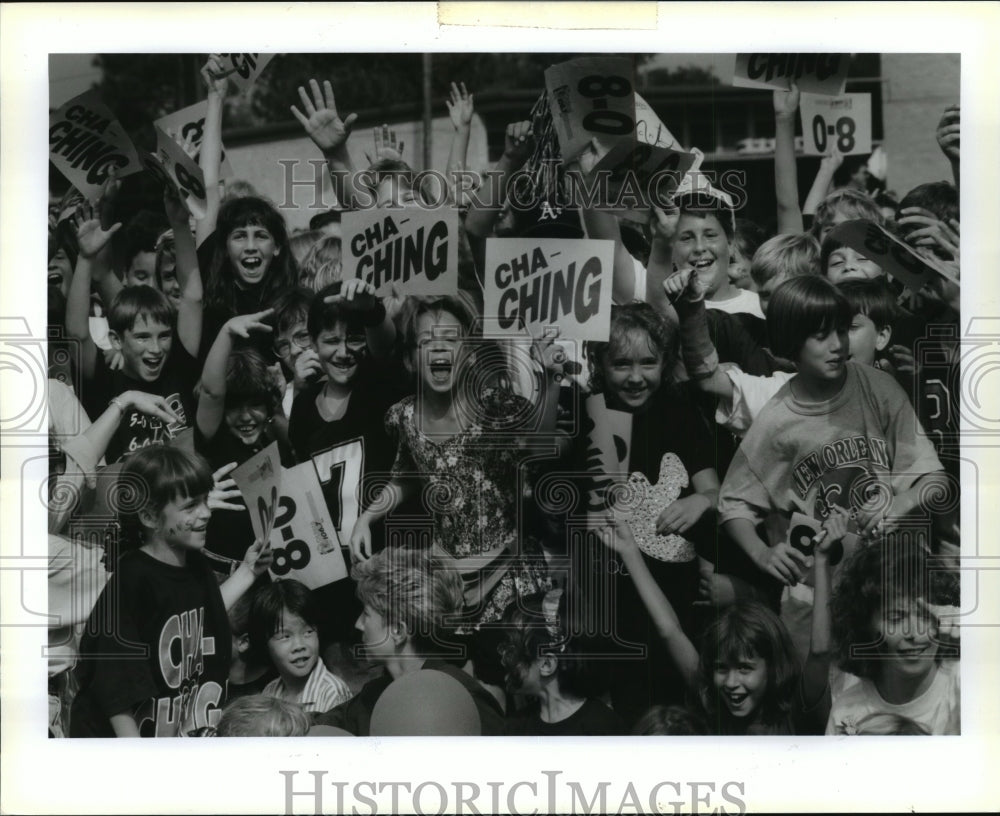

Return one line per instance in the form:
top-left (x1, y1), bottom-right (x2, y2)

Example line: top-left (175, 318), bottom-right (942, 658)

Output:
top-left (154, 101), bottom-right (235, 177)
top-left (800, 93), bottom-right (872, 156)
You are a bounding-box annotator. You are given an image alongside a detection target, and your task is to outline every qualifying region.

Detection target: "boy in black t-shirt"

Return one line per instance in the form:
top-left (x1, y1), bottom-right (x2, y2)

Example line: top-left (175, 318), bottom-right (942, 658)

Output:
top-left (82, 286), bottom-right (199, 463)
top-left (69, 446), bottom-right (271, 737)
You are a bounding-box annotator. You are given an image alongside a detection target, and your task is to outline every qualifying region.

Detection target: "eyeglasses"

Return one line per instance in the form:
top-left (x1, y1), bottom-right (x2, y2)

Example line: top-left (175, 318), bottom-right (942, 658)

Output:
top-left (274, 331), bottom-right (312, 358)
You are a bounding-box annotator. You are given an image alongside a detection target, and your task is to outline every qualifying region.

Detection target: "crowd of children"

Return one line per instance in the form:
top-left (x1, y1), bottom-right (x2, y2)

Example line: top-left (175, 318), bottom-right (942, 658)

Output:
top-left (47, 55), bottom-right (961, 738)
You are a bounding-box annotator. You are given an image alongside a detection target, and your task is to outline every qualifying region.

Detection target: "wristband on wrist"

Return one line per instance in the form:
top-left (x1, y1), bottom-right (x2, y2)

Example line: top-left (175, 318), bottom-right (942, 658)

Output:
top-left (109, 396), bottom-right (127, 415)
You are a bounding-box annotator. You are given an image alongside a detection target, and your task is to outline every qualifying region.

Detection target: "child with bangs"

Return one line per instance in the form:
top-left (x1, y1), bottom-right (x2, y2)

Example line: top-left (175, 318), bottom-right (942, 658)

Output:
top-left (70, 446), bottom-right (271, 737)
top-left (717, 276), bottom-right (947, 660)
top-left (809, 188), bottom-right (886, 244)
top-left (197, 324), bottom-right (294, 577)
top-left (826, 537), bottom-right (960, 735)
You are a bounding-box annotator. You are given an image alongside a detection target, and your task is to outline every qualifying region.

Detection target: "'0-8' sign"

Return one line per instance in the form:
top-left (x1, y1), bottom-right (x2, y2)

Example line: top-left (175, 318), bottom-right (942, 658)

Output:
top-left (799, 93), bottom-right (872, 156)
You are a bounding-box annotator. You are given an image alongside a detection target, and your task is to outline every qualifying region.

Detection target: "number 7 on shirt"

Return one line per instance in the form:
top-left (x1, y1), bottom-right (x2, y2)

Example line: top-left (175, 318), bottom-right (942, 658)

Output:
top-left (312, 438), bottom-right (365, 534)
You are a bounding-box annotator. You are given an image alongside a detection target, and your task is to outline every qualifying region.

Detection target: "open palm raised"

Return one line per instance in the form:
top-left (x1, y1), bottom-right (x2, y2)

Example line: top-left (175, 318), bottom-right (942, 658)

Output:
top-left (291, 79), bottom-right (358, 154)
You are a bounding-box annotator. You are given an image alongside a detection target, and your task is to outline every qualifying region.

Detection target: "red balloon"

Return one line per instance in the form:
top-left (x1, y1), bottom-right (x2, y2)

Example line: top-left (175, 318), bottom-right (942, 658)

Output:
top-left (370, 669), bottom-right (481, 736)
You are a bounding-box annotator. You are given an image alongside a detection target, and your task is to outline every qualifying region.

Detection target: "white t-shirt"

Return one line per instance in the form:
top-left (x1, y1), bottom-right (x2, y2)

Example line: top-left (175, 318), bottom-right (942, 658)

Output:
top-left (706, 288), bottom-right (765, 319)
top-left (714, 365), bottom-right (794, 435)
top-left (826, 659), bottom-right (960, 735)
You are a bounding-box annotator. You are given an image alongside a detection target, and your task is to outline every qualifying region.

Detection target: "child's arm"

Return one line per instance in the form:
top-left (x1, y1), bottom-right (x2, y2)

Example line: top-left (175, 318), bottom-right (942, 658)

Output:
top-left (163, 185), bottom-right (203, 358)
top-left (663, 267), bottom-right (734, 401)
top-left (349, 478), bottom-right (413, 561)
top-left (197, 54), bottom-right (228, 246)
top-left (574, 168), bottom-right (640, 305)
top-left (936, 104), bottom-right (960, 191)
top-left (321, 279), bottom-right (395, 358)
top-left (291, 79), bottom-right (364, 211)
top-left (802, 153), bottom-right (843, 217)
top-left (445, 82), bottom-right (474, 204)
top-left (605, 516), bottom-right (700, 692)
top-left (219, 538), bottom-right (273, 611)
top-left (109, 712), bottom-right (141, 738)
top-left (656, 467), bottom-right (718, 536)
top-left (773, 85), bottom-right (804, 235)
top-left (196, 309), bottom-right (274, 440)
top-left (464, 121), bottom-right (534, 238)
top-left (802, 507), bottom-right (850, 711)
top-left (855, 470), bottom-right (950, 539)
top-left (723, 517), bottom-right (809, 587)
top-left (66, 207), bottom-right (122, 381)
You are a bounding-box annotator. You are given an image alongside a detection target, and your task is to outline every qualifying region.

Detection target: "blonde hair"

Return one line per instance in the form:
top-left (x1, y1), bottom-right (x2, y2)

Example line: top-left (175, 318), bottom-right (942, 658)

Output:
top-left (216, 694), bottom-right (311, 737)
top-left (750, 234), bottom-right (821, 288)
top-left (839, 712), bottom-right (930, 736)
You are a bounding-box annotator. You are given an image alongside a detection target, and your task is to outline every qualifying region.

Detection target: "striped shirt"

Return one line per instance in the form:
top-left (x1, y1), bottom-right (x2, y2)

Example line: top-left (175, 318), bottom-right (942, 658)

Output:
top-left (263, 660), bottom-right (353, 714)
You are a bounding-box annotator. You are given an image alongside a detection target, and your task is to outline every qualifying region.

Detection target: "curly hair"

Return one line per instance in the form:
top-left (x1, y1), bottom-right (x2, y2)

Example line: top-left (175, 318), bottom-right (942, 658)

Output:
top-left (830, 536), bottom-right (957, 680)
top-left (204, 196), bottom-right (299, 316)
top-left (585, 301), bottom-right (678, 394)
top-left (811, 188), bottom-right (885, 242)
top-left (698, 601), bottom-right (800, 732)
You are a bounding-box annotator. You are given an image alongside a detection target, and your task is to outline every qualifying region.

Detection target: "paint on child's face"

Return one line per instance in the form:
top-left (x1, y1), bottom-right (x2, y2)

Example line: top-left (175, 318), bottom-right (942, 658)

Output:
top-left (674, 214), bottom-right (730, 298)
top-left (847, 313), bottom-right (889, 367)
top-left (871, 597), bottom-right (939, 678)
top-left (713, 655), bottom-right (768, 718)
top-left (158, 493), bottom-right (211, 552)
top-left (114, 315), bottom-right (173, 382)
top-left (414, 311), bottom-right (464, 395)
top-left (268, 610), bottom-right (319, 681)
top-left (315, 320), bottom-right (367, 388)
top-left (797, 326), bottom-right (849, 383)
top-left (224, 400), bottom-right (269, 447)
top-left (826, 247), bottom-right (883, 284)
top-left (126, 251), bottom-right (158, 288)
top-left (354, 604), bottom-right (394, 663)
top-left (48, 249), bottom-right (74, 300)
top-left (226, 224), bottom-right (278, 287)
top-left (599, 328), bottom-right (665, 411)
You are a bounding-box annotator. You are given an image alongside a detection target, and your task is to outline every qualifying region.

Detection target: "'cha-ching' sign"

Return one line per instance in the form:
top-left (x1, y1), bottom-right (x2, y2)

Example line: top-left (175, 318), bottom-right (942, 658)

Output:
top-left (49, 89), bottom-right (144, 200)
top-left (344, 206), bottom-right (459, 297)
top-left (483, 238), bottom-right (614, 341)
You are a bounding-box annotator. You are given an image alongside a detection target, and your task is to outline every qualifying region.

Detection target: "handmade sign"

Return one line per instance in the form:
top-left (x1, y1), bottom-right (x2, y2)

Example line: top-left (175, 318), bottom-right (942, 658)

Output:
top-left (733, 53), bottom-right (850, 96)
top-left (483, 238), bottom-right (614, 341)
top-left (800, 93), bottom-right (872, 156)
top-left (231, 442), bottom-right (282, 546)
top-left (343, 207), bottom-right (458, 296)
top-left (153, 126), bottom-right (208, 218)
top-left (592, 92), bottom-right (698, 210)
top-left (828, 219), bottom-right (958, 292)
top-left (581, 393), bottom-right (633, 516)
top-left (545, 56), bottom-right (637, 161)
top-left (154, 101), bottom-right (235, 177)
top-left (217, 53), bottom-right (276, 94)
top-left (268, 462), bottom-right (347, 589)
top-left (49, 89), bottom-right (144, 200)
top-left (309, 438), bottom-right (365, 539)
top-left (616, 453), bottom-right (693, 562)
top-left (786, 512), bottom-right (859, 588)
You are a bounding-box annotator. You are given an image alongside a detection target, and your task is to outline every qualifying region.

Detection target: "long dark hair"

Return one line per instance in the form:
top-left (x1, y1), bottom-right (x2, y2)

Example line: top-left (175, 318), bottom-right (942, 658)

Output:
top-left (205, 196), bottom-right (298, 315)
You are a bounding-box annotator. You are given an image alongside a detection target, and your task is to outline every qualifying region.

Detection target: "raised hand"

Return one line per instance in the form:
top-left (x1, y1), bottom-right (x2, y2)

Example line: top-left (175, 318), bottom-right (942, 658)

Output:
top-left (936, 104), bottom-right (960, 163)
top-left (650, 202), bottom-right (681, 244)
top-left (292, 347), bottom-right (323, 392)
top-left (662, 265), bottom-right (705, 303)
top-left (324, 278), bottom-right (380, 312)
top-left (74, 202), bottom-right (121, 260)
top-left (208, 462), bottom-right (245, 512)
top-left (201, 53), bottom-right (231, 97)
top-left (445, 82), bottom-right (474, 130)
top-left (226, 308), bottom-right (275, 339)
top-left (773, 83), bottom-right (801, 121)
top-left (291, 79), bottom-right (358, 154)
top-left (369, 124), bottom-right (404, 163)
top-left (897, 207), bottom-right (960, 262)
top-left (503, 120), bottom-right (535, 166)
top-left (532, 328), bottom-right (568, 383)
